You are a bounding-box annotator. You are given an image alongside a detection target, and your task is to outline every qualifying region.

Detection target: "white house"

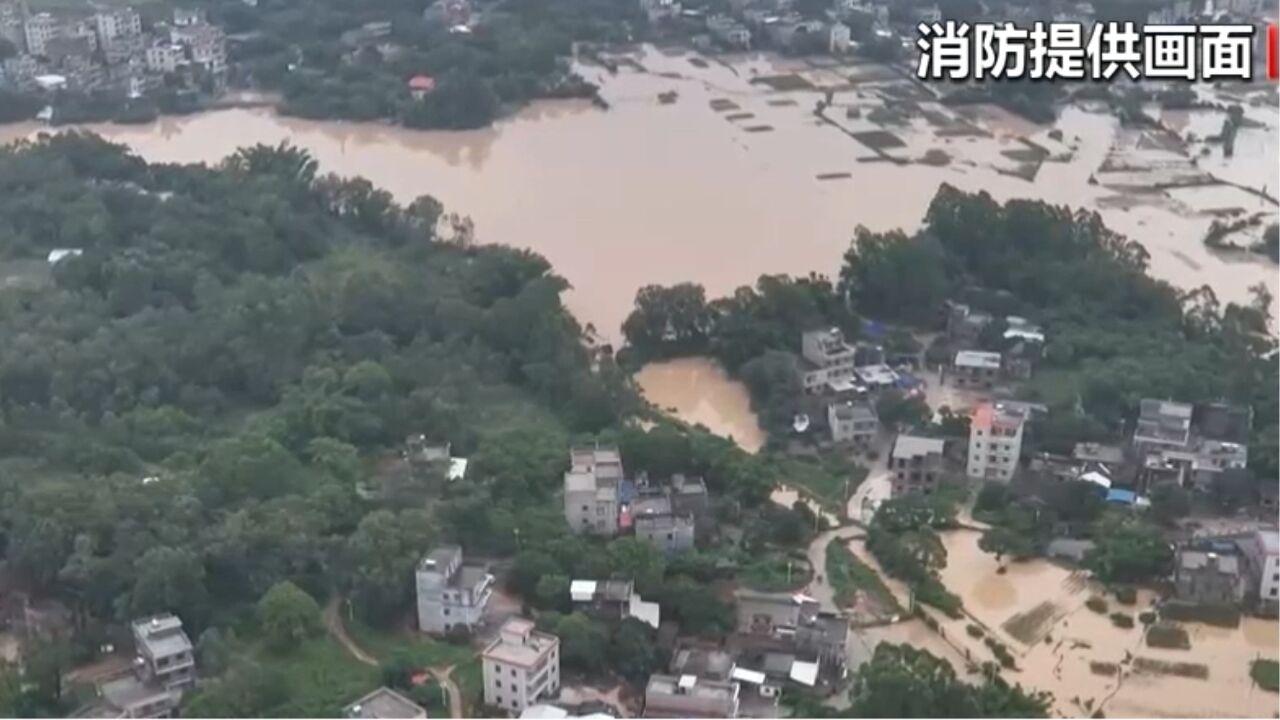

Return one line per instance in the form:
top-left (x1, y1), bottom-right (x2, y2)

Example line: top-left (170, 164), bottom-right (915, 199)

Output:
top-left (966, 402), bottom-right (1026, 482)
top-left (482, 618), bottom-right (560, 715)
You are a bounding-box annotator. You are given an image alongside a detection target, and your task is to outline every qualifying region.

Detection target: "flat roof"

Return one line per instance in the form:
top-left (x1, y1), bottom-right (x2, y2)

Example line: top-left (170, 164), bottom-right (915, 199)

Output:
top-left (344, 687), bottom-right (427, 719)
top-left (954, 350), bottom-right (1001, 369)
top-left (483, 619), bottom-right (557, 667)
top-left (891, 434), bottom-right (945, 459)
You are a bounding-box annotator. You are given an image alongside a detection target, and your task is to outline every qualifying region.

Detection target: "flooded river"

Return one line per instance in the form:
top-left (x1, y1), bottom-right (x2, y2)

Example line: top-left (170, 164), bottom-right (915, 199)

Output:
top-left (2, 47), bottom-right (1275, 341)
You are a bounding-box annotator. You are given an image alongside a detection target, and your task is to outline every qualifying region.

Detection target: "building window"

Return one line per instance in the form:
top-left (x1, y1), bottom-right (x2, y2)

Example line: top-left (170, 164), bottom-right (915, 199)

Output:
top-left (443, 608), bottom-right (450, 616)
top-left (511, 668), bottom-right (517, 677)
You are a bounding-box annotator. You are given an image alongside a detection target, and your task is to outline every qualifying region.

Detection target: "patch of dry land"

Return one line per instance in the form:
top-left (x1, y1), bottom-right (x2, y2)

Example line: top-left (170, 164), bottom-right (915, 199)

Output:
top-left (932, 529), bottom-right (1279, 718)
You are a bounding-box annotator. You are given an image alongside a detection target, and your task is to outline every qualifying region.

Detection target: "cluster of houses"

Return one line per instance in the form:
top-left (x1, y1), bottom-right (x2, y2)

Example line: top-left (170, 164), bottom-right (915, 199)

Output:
top-left (563, 446), bottom-right (710, 555)
top-left (1173, 529), bottom-right (1278, 618)
top-left (76, 613), bottom-right (197, 718)
top-left (638, 0), bottom-right (898, 55)
top-left (0, 2), bottom-right (227, 100)
top-left (1031, 397), bottom-right (1256, 511)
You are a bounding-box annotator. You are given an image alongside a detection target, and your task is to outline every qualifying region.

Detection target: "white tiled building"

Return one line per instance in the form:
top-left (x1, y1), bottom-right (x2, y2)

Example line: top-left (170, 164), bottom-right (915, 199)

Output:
top-left (482, 618), bottom-right (560, 715)
top-left (564, 446), bottom-right (623, 536)
top-left (966, 402), bottom-right (1026, 482)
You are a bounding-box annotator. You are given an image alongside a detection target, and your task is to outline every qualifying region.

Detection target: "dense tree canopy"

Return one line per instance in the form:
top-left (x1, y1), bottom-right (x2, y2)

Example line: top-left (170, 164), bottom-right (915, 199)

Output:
top-left (0, 133), bottom-right (632, 649)
top-left (850, 644), bottom-right (1051, 717)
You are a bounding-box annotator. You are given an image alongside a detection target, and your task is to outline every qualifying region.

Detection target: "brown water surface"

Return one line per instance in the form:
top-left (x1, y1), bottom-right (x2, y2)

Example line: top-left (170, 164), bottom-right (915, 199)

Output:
top-left (2, 47), bottom-right (1274, 340)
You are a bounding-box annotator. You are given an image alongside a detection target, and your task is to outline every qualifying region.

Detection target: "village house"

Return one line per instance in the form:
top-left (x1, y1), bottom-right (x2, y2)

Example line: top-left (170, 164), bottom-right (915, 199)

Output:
top-left (827, 401), bottom-right (877, 445)
top-left (952, 350), bottom-right (1001, 390)
top-left (966, 402), bottom-right (1026, 482)
top-left (83, 614), bottom-right (196, 718)
top-left (569, 578), bottom-right (634, 619)
top-left (407, 74), bottom-right (436, 99)
top-left (707, 14), bottom-right (751, 48)
top-left (631, 491), bottom-right (696, 554)
top-left (415, 545), bottom-right (493, 635)
top-left (482, 618), bottom-right (560, 715)
top-left (644, 674), bottom-right (739, 718)
top-left (1240, 530), bottom-right (1279, 615)
top-left (890, 435), bottom-right (946, 497)
top-left (563, 446), bottom-right (624, 536)
top-left (798, 327), bottom-right (857, 393)
top-left (828, 20), bottom-right (851, 51)
top-left (344, 687), bottom-right (428, 719)
top-left (1132, 398), bottom-right (1194, 450)
top-left (1174, 545), bottom-right (1247, 607)
top-left (733, 591), bottom-right (849, 682)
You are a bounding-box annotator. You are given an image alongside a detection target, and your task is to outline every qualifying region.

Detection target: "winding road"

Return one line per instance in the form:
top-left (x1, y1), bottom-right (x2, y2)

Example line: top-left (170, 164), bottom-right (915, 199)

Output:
top-left (323, 598), bottom-right (466, 718)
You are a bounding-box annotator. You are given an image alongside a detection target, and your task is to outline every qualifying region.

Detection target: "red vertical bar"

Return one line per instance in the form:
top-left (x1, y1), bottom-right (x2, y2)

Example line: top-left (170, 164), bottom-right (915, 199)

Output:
top-left (1269, 24), bottom-right (1278, 80)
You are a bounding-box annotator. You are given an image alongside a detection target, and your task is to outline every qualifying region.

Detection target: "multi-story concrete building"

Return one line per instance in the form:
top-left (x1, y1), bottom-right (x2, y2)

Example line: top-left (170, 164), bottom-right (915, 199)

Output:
top-left (643, 674), bottom-right (739, 718)
top-left (0, 3), bottom-right (23, 50)
top-left (828, 22), bottom-right (850, 52)
top-left (145, 42), bottom-right (183, 73)
top-left (482, 618), bottom-right (560, 715)
top-left (1132, 398), bottom-right (1193, 450)
top-left (799, 327), bottom-right (857, 393)
top-left (890, 435), bottom-right (946, 497)
top-left (86, 614), bottom-right (196, 718)
top-left (132, 614), bottom-right (196, 691)
top-left (827, 401), bottom-right (876, 445)
top-left (733, 591), bottom-right (849, 673)
top-left (94, 7), bottom-right (141, 49)
top-left (23, 12), bottom-right (56, 56)
top-left (635, 510), bottom-right (696, 554)
top-left (952, 350), bottom-right (1001, 390)
top-left (564, 446), bottom-right (623, 536)
top-left (1174, 547), bottom-right (1246, 606)
top-left (1241, 530), bottom-right (1279, 615)
top-left (415, 545), bottom-right (492, 635)
top-left (966, 402), bottom-right (1026, 482)
top-left (174, 23), bottom-right (225, 74)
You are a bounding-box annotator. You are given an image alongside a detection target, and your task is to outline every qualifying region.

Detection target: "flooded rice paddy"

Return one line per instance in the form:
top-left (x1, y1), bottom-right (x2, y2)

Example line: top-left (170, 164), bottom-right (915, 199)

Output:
top-left (935, 529), bottom-right (1279, 718)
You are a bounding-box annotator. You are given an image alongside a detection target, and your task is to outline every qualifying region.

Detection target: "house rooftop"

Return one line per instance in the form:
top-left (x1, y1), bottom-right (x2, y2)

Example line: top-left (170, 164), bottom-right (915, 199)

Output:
top-left (971, 402), bottom-right (1025, 432)
top-left (670, 645), bottom-right (735, 680)
top-left (1073, 442), bottom-right (1125, 465)
top-left (891, 435), bottom-right (945, 460)
top-left (421, 545), bottom-right (461, 571)
top-left (344, 687), bottom-right (427, 719)
top-left (131, 614), bottom-right (192, 658)
top-left (1179, 549), bottom-right (1240, 574)
top-left (954, 350), bottom-right (1002, 369)
top-left (831, 402), bottom-right (876, 422)
top-left (646, 673), bottom-right (738, 703)
top-left (99, 674), bottom-right (173, 712)
top-left (482, 618), bottom-right (557, 668)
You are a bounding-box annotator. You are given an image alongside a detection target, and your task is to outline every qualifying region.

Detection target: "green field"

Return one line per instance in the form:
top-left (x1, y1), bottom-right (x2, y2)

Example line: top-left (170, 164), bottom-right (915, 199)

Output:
top-left (250, 636), bottom-right (381, 717)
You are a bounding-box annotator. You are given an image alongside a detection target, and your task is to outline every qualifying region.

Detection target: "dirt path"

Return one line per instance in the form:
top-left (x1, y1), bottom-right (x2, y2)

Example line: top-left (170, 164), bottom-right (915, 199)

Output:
top-left (429, 665), bottom-right (465, 719)
top-left (323, 597), bottom-right (377, 666)
top-left (322, 598), bottom-right (467, 718)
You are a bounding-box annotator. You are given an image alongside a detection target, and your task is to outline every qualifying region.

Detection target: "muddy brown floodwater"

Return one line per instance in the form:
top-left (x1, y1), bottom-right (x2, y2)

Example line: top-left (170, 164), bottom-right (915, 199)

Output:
top-left (934, 529), bottom-right (1280, 718)
top-left (2, 47), bottom-right (1275, 343)
top-left (633, 356), bottom-right (765, 453)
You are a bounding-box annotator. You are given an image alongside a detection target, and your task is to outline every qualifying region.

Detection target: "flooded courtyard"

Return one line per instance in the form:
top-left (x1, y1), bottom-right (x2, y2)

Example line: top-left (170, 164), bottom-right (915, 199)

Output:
top-left (1, 47), bottom-right (1274, 341)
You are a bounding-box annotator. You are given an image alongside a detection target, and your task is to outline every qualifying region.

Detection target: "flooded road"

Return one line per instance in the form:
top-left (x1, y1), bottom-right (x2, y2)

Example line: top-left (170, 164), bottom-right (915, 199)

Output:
top-left (633, 356), bottom-right (765, 452)
top-left (2, 48), bottom-right (1274, 340)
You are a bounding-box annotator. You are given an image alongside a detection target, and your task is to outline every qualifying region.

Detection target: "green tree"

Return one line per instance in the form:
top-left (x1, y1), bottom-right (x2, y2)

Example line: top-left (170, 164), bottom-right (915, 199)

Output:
top-left (257, 580), bottom-right (322, 651)
top-left (608, 537), bottom-right (667, 596)
top-left (127, 546), bottom-right (209, 629)
top-left (851, 643), bottom-right (1051, 717)
top-left (1149, 484), bottom-right (1190, 526)
top-left (1084, 516), bottom-right (1173, 584)
top-left (611, 618), bottom-right (660, 682)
